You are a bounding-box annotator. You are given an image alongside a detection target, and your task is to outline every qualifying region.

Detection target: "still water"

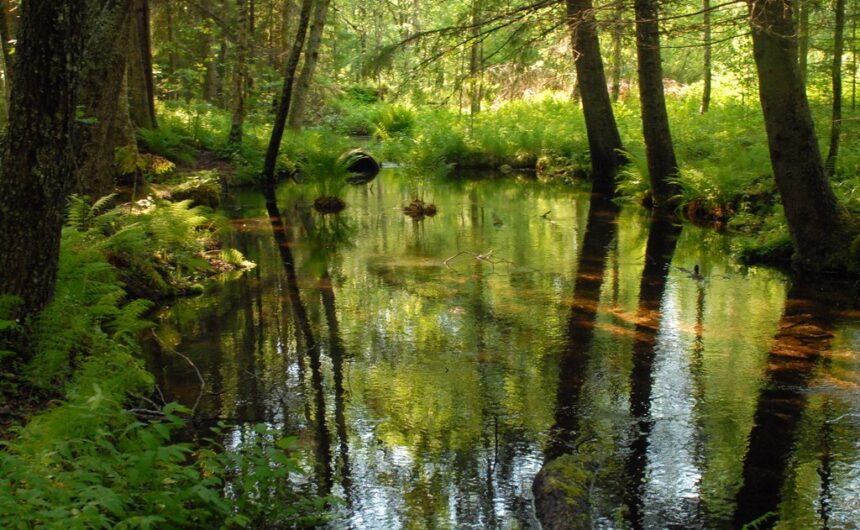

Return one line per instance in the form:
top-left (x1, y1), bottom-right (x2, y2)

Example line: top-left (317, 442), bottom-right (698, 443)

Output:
top-left (149, 170), bottom-right (860, 529)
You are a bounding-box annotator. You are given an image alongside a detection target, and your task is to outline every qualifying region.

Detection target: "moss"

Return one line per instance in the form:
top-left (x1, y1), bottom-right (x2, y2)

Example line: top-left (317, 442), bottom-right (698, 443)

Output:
top-left (170, 172), bottom-right (222, 209)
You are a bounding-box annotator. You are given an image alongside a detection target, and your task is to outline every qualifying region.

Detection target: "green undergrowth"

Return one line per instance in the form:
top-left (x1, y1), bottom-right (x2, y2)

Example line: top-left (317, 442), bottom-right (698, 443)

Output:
top-left (147, 93), bottom-right (860, 269)
top-left (0, 197), bottom-right (327, 528)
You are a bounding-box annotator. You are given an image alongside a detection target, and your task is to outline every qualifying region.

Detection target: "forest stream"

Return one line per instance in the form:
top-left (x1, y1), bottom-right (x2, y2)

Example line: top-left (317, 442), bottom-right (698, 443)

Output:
top-left (147, 170), bottom-right (860, 529)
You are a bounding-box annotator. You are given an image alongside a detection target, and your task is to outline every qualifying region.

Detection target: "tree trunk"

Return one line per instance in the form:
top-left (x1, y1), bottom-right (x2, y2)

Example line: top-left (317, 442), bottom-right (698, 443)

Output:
top-left (261, 0), bottom-right (314, 190)
top-left (165, 0), bottom-right (177, 91)
top-left (229, 0), bottom-right (249, 146)
top-left (797, 0), bottom-right (810, 83)
top-left (75, 0), bottom-right (134, 198)
top-left (610, 2), bottom-right (624, 101)
top-left (0, 0), bottom-right (86, 318)
top-left (127, 0), bottom-right (158, 129)
top-left (288, 0), bottom-right (332, 130)
top-left (202, 26), bottom-right (219, 102)
top-left (468, 0), bottom-right (482, 115)
top-left (748, 0), bottom-right (845, 269)
top-left (826, 0), bottom-right (845, 176)
top-left (634, 0), bottom-right (680, 206)
top-left (701, 0), bottom-right (712, 113)
top-left (567, 0), bottom-right (625, 195)
top-left (0, 0), bottom-right (16, 101)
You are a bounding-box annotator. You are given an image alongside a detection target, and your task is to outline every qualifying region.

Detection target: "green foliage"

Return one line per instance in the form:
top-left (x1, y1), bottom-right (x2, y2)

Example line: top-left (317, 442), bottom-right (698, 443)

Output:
top-left (1, 404), bottom-right (329, 529)
top-left (615, 147), bottom-right (651, 201)
top-left (201, 424), bottom-right (334, 528)
top-left (138, 126), bottom-right (197, 165)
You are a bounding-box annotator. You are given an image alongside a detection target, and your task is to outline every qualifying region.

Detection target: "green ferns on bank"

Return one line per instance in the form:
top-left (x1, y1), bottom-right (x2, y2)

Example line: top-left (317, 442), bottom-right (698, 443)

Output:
top-left (0, 197), bottom-right (325, 529)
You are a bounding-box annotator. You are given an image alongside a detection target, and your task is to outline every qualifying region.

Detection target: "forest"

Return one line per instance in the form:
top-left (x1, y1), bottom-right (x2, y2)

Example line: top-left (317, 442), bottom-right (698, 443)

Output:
top-left (1, 0), bottom-right (859, 528)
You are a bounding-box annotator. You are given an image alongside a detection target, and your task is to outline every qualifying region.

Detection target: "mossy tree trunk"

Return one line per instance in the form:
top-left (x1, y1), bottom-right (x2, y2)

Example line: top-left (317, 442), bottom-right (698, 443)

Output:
top-left (0, 0), bottom-right (86, 318)
top-left (127, 0), bottom-right (158, 129)
top-left (567, 0), bottom-right (625, 195)
top-left (287, 0), bottom-right (332, 130)
top-left (634, 0), bottom-right (680, 206)
top-left (262, 0), bottom-right (314, 190)
top-left (748, 0), bottom-right (846, 270)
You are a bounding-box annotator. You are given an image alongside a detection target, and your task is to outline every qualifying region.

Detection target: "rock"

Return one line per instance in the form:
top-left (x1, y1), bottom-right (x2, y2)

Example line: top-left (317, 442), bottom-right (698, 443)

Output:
top-left (532, 454), bottom-right (593, 530)
top-left (339, 149), bottom-right (380, 184)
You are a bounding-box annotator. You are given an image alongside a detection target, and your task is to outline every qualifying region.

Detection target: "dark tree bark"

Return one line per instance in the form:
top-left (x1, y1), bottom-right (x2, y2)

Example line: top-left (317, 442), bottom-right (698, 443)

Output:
top-left (634, 0), bottom-right (680, 206)
top-left (826, 0), bottom-right (846, 176)
top-left (701, 0), bottom-right (712, 113)
top-left (0, 0), bottom-right (86, 317)
top-left (567, 0), bottom-right (625, 195)
top-left (748, 0), bottom-right (846, 269)
top-left (127, 0), bottom-right (158, 129)
top-left (228, 0), bottom-right (250, 146)
top-left (288, 0), bottom-right (332, 130)
top-left (261, 0), bottom-right (314, 189)
top-left (75, 0), bottom-right (134, 198)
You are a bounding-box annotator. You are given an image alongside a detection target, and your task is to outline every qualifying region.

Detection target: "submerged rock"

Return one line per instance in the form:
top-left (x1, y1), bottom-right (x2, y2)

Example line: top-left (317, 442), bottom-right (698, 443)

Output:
top-left (339, 149), bottom-right (380, 184)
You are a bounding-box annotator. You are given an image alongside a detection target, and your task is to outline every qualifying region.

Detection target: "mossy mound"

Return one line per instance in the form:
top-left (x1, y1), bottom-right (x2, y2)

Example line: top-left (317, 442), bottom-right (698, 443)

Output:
top-left (169, 173), bottom-right (221, 209)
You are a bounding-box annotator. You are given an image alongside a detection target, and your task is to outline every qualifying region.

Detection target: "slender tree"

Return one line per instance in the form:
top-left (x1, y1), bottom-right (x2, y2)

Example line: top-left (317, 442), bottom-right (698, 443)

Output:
top-left (826, 0), bottom-right (846, 176)
top-left (701, 0), bottom-right (712, 113)
top-left (288, 0), bottom-right (333, 130)
top-left (797, 0), bottom-right (810, 83)
top-left (0, 0), bottom-right (16, 101)
top-left (748, 0), bottom-right (847, 269)
top-left (229, 0), bottom-right (250, 145)
top-left (262, 0), bottom-right (314, 189)
top-left (634, 0), bottom-right (680, 206)
top-left (468, 0), bottom-right (483, 115)
top-left (0, 0), bottom-right (87, 318)
top-left (610, 1), bottom-right (624, 101)
top-left (567, 0), bottom-right (626, 195)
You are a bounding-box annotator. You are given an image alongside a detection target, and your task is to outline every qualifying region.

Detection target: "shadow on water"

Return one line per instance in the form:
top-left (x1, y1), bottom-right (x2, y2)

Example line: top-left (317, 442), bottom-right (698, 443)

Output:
top-left (264, 188), bottom-right (334, 493)
top-left (733, 282), bottom-right (838, 528)
top-left (625, 211), bottom-right (683, 528)
top-left (532, 194), bottom-right (620, 529)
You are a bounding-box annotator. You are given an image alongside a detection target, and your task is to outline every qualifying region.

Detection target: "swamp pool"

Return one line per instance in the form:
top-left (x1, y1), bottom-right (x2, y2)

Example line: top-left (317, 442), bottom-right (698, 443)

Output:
top-left (148, 170), bottom-right (860, 529)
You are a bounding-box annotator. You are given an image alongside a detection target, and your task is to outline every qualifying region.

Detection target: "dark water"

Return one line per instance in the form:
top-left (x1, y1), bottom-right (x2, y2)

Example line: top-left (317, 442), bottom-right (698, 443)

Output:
top-left (148, 170), bottom-right (860, 529)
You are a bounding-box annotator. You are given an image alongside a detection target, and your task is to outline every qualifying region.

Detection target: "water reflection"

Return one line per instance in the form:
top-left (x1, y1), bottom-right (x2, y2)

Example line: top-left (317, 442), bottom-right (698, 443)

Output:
top-left (146, 171), bottom-right (860, 529)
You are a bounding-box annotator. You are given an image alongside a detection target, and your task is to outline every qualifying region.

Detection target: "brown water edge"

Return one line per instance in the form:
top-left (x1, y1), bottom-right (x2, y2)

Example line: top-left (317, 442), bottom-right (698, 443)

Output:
top-left (146, 169), bottom-right (860, 529)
